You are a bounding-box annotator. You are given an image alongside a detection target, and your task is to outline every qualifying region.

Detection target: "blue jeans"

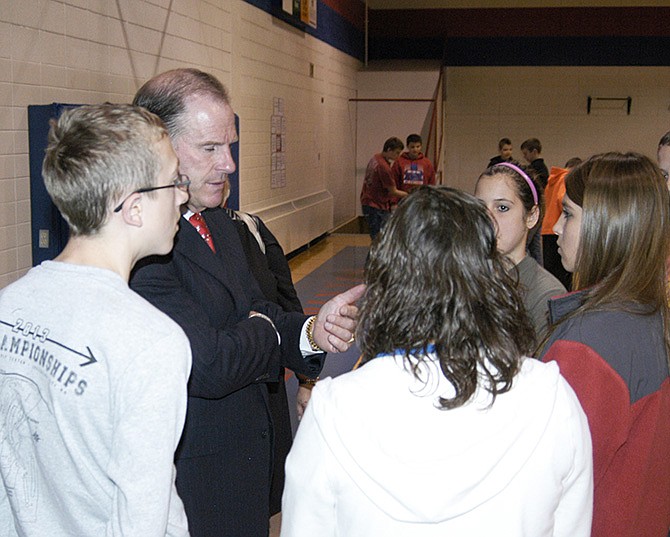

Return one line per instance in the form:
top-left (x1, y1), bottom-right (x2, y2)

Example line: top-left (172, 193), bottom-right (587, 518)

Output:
top-left (362, 205), bottom-right (390, 239)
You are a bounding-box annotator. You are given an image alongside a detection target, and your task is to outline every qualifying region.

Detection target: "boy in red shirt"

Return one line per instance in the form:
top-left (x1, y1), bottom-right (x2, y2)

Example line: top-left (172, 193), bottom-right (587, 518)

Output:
top-left (360, 137), bottom-right (406, 238)
top-left (392, 133), bottom-right (436, 194)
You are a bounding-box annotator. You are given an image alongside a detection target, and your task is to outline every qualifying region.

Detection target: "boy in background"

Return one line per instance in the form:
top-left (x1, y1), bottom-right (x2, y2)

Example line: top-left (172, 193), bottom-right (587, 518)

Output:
top-left (487, 137), bottom-right (515, 168)
top-left (521, 137), bottom-right (549, 188)
top-left (392, 133), bottom-right (436, 194)
top-left (360, 136), bottom-right (406, 238)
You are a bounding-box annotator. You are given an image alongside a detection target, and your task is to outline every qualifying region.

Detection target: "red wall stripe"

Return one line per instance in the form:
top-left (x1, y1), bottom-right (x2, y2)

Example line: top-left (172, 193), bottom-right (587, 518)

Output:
top-left (321, 0), bottom-right (365, 31)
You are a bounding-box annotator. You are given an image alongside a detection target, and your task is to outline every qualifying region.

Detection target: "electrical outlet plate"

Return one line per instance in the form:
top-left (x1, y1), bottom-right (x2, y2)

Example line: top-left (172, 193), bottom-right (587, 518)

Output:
top-left (38, 229), bottom-right (49, 248)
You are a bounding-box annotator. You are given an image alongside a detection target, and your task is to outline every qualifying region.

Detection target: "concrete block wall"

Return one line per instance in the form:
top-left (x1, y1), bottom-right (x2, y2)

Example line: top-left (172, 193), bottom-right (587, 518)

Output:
top-left (0, 0), bottom-right (360, 287)
top-left (234, 2), bottom-right (360, 248)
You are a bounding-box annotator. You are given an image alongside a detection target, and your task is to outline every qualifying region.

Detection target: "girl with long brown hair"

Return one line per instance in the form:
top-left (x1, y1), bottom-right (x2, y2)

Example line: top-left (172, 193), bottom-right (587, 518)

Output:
top-left (540, 151), bottom-right (670, 537)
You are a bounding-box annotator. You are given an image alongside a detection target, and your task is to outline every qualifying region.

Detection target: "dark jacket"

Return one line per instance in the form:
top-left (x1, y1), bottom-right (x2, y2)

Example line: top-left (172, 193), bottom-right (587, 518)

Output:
top-left (225, 208), bottom-right (303, 515)
top-left (130, 208), bottom-right (323, 537)
top-left (529, 158), bottom-right (549, 188)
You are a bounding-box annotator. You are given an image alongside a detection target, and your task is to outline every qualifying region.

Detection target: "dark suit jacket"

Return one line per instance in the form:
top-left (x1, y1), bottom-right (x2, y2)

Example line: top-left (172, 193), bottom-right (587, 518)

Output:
top-left (130, 208), bottom-right (323, 537)
top-left (226, 209), bottom-right (304, 515)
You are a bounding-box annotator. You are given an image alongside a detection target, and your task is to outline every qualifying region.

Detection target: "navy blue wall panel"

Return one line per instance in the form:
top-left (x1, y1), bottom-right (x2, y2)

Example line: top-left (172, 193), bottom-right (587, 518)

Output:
top-left (28, 104), bottom-right (77, 266)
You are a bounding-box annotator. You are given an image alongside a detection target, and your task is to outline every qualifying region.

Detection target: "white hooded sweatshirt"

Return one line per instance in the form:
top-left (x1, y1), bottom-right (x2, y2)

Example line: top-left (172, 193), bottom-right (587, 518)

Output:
top-left (281, 354), bottom-right (592, 537)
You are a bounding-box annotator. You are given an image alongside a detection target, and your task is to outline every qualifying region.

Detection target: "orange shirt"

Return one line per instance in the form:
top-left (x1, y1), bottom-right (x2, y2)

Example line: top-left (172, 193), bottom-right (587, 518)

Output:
top-left (542, 166), bottom-right (568, 235)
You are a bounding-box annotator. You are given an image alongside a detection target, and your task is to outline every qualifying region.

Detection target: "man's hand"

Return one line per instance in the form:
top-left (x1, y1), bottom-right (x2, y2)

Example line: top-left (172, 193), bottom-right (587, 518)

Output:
top-left (312, 284), bottom-right (365, 353)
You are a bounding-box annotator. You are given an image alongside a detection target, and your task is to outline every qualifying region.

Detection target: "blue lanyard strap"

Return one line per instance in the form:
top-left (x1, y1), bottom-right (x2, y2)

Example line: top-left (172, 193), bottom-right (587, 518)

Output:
top-left (375, 343), bottom-right (436, 360)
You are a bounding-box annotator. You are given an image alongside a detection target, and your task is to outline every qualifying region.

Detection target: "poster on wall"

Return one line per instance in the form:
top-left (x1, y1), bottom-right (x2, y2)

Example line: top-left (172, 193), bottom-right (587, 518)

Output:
top-left (271, 97), bottom-right (286, 189)
top-left (300, 0), bottom-right (317, 28)
top-left (281, 0), bottom-right (317, 28)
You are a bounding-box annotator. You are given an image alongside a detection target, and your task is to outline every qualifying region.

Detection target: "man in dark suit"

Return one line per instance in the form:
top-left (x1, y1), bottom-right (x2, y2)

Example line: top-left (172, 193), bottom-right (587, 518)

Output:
top-left (130, 69), bottom-right (363, 537)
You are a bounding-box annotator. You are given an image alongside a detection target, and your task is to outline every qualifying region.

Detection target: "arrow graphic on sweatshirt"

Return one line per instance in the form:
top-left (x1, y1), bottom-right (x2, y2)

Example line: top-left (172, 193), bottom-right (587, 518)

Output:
top-left (0, 319), bottom-right (98, 367)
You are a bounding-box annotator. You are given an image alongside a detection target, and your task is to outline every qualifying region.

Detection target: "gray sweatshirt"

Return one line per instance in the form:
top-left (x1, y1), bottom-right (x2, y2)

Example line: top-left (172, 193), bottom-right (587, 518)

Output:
top-left (0, 261), bottom-right (191, 536)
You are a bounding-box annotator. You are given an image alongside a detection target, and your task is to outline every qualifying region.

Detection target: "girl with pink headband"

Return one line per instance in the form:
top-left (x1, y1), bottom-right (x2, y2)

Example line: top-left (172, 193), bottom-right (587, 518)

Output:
top-left (475, 162), bottom-right (566, 343)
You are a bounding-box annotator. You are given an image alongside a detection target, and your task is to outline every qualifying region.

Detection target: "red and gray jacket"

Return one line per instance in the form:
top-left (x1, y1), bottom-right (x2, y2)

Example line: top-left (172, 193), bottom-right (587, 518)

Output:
top-left (541, 290), bottom-right (670, 537)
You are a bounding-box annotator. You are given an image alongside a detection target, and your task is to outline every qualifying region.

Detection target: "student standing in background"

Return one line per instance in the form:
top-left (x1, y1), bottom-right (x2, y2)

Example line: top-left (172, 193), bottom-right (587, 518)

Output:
top-left (392, 133), bottom-right (436, 194)
top-left (487, 137), bottom-right (515, 168)
top-left (360, 137), bottom-right (407, 239)
top-left (521, 137), bottom-right (549, 188)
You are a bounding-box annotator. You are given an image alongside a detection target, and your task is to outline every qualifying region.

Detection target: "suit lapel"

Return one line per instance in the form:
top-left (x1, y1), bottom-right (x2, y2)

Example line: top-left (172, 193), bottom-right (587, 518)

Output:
top-left (175, 209), bottom-right (255, 314)
top-left (175, 216), bottom-right (230, 285)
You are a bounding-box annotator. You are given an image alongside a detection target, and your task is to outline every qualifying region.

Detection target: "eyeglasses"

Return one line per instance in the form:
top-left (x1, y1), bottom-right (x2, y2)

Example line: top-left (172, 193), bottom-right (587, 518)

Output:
top-left (113, 175), bottom-right (191, 213)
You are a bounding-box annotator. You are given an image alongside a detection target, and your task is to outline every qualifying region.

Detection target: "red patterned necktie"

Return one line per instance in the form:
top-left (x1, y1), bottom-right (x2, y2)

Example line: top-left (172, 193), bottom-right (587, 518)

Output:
top-left (188, 212), bottom-right (216, 253)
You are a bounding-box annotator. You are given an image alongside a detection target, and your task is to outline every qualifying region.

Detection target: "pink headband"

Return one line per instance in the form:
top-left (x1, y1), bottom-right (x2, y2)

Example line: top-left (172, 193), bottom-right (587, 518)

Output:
top-left (493, 162), bottom-right (538, 205)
